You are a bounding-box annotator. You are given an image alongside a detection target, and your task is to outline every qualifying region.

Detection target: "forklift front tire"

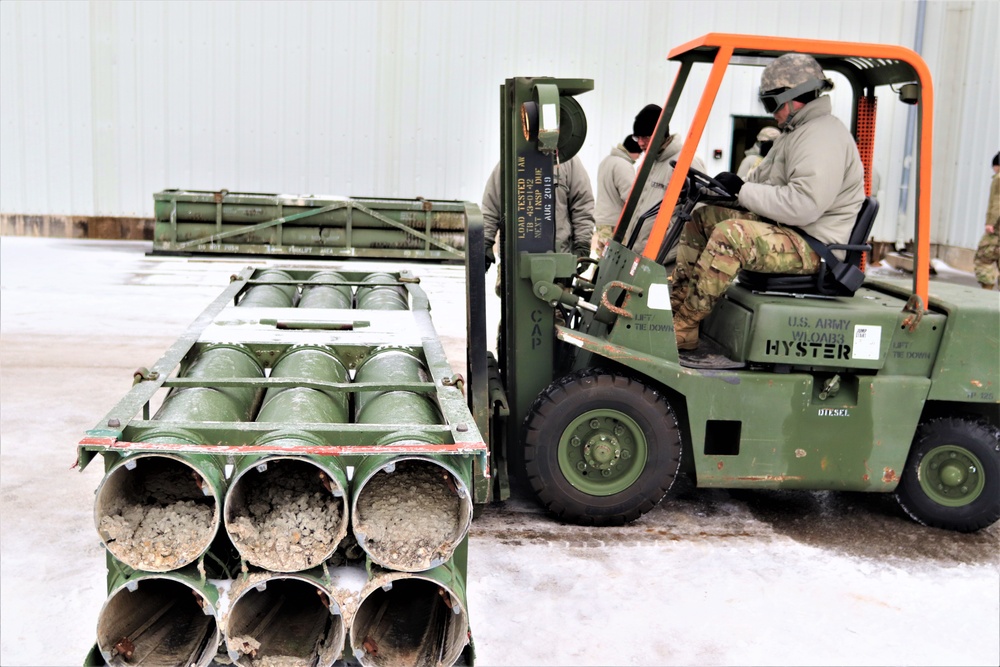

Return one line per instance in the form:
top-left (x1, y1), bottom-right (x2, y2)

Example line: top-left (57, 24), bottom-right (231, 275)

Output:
top-left (523, 370), bottom-right (682, 526)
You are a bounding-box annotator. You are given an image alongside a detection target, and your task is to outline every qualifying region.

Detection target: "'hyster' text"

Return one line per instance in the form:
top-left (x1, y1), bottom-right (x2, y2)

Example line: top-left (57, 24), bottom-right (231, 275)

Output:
top-left (765, 340), bottom-right (852, 360)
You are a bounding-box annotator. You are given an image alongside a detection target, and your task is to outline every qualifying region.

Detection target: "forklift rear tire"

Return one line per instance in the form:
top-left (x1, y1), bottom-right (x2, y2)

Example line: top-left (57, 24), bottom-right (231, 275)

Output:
top-left (895, 417), bottom-right (1000, 533)
top-left (523, 369), bottom-right (682, 526)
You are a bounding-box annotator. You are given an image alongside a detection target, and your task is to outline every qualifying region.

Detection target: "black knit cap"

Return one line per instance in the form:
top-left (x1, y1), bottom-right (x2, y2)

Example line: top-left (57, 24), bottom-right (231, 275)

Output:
top-left (993, 151), bottom-right (999, 167)
top-left (623, 135), bottom-right (642, 153)
top-left (633, 104), bottom-right (663, 137)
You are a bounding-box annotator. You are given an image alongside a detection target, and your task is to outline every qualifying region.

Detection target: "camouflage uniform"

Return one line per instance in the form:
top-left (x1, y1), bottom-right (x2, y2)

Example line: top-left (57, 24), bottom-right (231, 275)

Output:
top-left (670, 53), bottom-right (864, 350)
top-left (973, 172), bottom-right (1000, 289)
top-left (670, 95), bottom-right (863, 325)
top-left (670, 206), bottom-right (821, 314)
top-left (592, 222), bottom-right (615, 254)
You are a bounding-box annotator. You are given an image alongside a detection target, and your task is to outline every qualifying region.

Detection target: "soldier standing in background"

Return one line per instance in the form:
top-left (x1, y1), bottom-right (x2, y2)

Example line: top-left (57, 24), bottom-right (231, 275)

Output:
top-left (973, 151), bottom-right (1000, 290)
top-left (623, 103), bottom-right (708, 256)
top-left (593, 135), bottom-right (642, 254)
top-left (737, 126), bottom-right (781, 179)
top-left (482, 156), bottom-right (596, 293)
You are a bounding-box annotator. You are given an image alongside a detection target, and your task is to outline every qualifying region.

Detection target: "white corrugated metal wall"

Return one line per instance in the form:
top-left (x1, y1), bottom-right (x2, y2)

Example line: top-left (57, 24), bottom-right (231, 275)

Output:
top-left (1, 0), bottom-right (997, 248)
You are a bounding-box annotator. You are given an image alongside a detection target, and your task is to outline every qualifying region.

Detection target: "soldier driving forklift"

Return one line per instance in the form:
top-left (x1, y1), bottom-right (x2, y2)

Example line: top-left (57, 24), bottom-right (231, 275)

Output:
top-left (476, 34), bottom-right (999, 535)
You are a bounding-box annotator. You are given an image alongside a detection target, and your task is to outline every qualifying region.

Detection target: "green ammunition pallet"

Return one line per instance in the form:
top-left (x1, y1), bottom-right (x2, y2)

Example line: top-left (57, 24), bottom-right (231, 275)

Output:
top-left (152, 190), bottom-right (475, 261)
top-left (78, 266), bottom-right (484, 666)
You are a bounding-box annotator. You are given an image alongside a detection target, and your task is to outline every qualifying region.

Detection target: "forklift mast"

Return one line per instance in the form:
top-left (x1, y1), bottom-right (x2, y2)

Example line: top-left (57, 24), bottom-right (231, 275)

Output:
top-left (495, 77), bottom-right (593, 475)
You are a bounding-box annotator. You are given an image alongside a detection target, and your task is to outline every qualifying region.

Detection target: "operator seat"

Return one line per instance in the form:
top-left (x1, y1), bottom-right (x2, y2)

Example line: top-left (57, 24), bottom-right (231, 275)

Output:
top-left (737, 196), bottom-right (879, 297)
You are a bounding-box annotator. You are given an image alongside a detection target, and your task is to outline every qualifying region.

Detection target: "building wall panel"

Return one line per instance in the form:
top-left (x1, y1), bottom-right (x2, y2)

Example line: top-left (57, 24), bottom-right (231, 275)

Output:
top-left (0, 0), bottom-right (997, 252)
top-left (1, 1), bottom-right (26, 214)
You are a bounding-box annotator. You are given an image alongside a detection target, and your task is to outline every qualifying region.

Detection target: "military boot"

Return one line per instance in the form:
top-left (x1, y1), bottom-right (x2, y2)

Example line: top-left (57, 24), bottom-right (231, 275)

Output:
top-left (669, 278), bottom-right (688, 313)
top-left (673, 306), bottom-right (701, 350)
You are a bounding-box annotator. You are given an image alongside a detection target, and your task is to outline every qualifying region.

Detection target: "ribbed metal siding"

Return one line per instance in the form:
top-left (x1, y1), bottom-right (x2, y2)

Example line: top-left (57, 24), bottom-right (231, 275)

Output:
top-left (1, 0), bottom-right (997, 249)
top-left (923, 1), bottom-right (1000, 249)
top-left (0, 0), bottom-right (94, 215)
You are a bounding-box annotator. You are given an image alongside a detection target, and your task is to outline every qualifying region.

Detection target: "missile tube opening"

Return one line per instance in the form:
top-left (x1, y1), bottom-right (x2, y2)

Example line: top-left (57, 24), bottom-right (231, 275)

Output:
top-left (225, 574), bottom-right (344, 667)
top-left (95, 454), bottom-right (219, 572)
top-left (352, 457), bottom-right (473, 572)
top-left (97, 575), bottom-right (220, 667)
top-left (225, 456), bottom-right (349, 572)
top-left (351, 575), bottom-right (468, 667)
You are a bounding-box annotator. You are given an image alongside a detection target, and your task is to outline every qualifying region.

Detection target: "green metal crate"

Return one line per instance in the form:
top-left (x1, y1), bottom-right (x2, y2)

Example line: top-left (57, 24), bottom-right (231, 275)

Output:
top-left (151, 189), bottom-right (469, 260)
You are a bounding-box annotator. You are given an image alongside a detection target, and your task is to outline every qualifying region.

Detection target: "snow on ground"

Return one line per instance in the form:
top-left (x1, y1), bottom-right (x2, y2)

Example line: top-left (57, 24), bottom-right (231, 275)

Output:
top-left (1, 237), bottom-right (997, 666)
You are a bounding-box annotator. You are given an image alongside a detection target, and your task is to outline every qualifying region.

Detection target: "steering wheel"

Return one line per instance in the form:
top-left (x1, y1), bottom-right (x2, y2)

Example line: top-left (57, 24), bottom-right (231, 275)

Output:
top-left (670, 161), bottom-right (733, 199)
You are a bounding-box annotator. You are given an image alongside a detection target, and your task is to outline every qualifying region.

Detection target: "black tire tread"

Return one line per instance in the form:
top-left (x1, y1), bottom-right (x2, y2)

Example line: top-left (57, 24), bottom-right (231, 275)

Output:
top-left (522, 368), bottom-right (682, 526)
top-left (895, 417), bottom-right (1000, 533)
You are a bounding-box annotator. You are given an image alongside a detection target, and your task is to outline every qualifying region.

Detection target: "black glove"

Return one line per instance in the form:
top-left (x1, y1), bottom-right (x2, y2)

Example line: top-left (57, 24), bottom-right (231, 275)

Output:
top-left (485, 245), bottom-right (496, 269)
top-left (715, 171), bottom-right (744, 197)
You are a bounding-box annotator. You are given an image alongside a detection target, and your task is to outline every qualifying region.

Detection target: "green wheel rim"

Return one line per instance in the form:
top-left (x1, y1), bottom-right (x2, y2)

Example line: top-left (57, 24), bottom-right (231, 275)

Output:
top-left (556, 409), bottom-right (648, 496)
top-left (918, 444), bottom-right (986, 508)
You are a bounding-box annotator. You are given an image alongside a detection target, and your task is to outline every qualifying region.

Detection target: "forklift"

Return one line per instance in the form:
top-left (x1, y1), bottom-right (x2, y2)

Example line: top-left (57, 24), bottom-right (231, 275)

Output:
top-left (471, 34), bottom-right (999, 533)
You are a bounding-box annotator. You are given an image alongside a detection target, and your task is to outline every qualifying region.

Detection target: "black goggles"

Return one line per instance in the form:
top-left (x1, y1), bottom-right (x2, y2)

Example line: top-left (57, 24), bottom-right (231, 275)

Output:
top-left (759, 88), bottom-right (787, 114)
top-left (759, 80), bottom-right (824, 114)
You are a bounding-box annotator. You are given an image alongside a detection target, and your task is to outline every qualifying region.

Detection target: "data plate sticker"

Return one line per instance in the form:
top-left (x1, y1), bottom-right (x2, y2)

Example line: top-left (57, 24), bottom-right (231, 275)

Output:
top-left (852, 324), bottom-right (881, 360)
top-left (542, 103), bottom-right (558, 131)
top-left (647, 283), bottom-right (672, 310)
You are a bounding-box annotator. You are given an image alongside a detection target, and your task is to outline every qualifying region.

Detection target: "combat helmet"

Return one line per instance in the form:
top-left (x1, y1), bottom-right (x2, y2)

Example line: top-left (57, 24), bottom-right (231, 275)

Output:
top-left (756, 126), bottom-right (781, 142)
top-left (758, 53), bottom-right (834, 114)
